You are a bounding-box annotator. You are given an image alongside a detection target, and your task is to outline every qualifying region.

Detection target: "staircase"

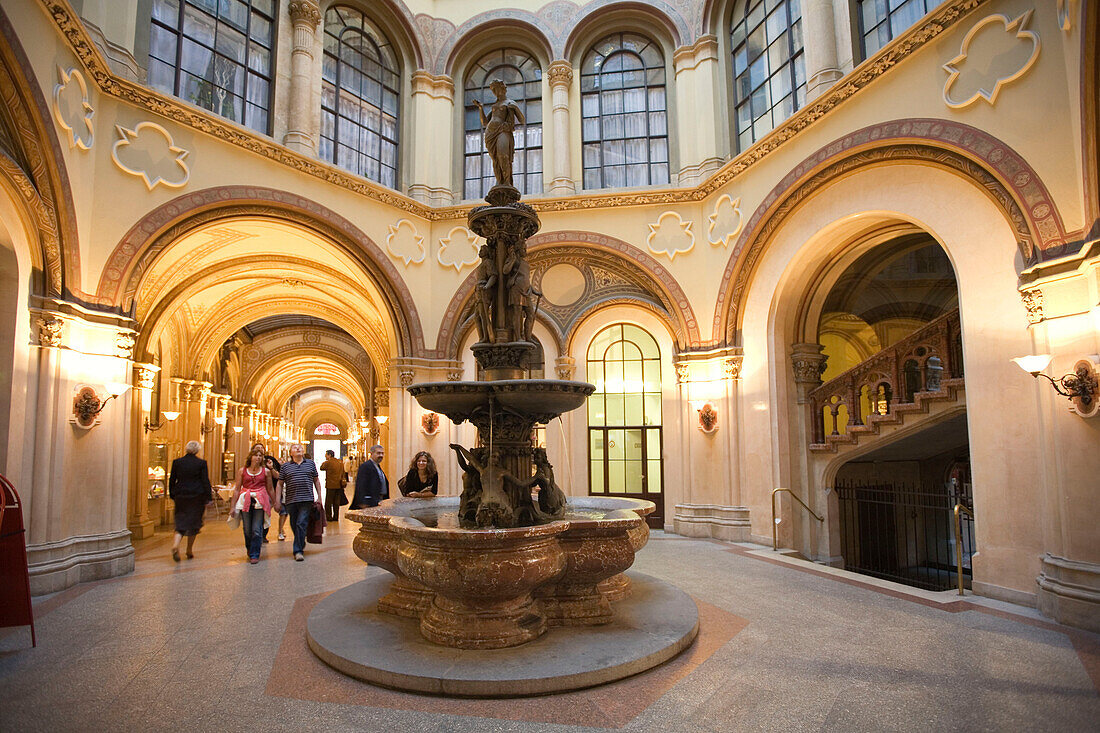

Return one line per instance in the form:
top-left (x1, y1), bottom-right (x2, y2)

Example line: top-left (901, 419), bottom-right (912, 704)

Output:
top-left (808, 309), bottom-right (965, 454)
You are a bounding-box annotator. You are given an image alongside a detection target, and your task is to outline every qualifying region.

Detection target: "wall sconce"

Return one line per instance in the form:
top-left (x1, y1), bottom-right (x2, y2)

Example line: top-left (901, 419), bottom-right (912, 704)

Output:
top-left (72, 383), bottom-right (131, 428)
top-left (1013, 354), bottom-right (1100, 417)
top-left (232, 425), bottom-right (243, 434)
top-left (200, 415), bottom-right (227, 435)
top-left (144, 409), bottom-right (180, 434)
top-left (375, 415), bottom-right (389, 425)
top-left (696, 402), bottom-right (719, 433)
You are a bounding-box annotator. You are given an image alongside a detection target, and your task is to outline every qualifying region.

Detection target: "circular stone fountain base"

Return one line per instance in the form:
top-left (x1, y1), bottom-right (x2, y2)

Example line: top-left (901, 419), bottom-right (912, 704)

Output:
top-left (307, 570), bottom-right (698, 697)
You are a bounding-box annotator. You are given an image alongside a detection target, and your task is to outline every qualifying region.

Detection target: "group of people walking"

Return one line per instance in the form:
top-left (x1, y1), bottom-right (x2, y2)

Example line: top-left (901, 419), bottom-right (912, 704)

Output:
top-left (167, 442), bottom-right (442, 565)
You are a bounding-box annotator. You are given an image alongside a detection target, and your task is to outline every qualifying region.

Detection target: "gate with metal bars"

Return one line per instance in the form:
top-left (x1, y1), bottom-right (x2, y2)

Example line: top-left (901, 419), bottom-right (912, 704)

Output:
top-left (835, 481), bottom-right (975, 591)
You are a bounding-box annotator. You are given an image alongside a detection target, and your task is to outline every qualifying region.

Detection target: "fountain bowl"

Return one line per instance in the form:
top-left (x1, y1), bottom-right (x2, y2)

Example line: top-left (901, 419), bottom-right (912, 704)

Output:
top-left (346, 495), bottom-right (655, 649)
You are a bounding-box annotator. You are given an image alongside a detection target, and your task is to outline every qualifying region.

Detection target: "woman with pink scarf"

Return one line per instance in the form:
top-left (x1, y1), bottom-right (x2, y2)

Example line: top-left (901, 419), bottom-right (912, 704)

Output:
top-left (230, 446), bottom-right (276, 564)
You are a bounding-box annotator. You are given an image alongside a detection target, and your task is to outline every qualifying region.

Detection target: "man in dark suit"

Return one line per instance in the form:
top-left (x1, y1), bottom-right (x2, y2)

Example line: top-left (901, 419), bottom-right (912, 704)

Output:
top-left (352, 444), bottom-right (388, 508)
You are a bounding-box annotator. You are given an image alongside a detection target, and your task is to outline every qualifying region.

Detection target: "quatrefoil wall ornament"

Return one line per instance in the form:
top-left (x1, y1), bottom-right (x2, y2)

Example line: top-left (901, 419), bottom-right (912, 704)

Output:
top-left (437, 226), bottom-right (480, 272)
top-left (112, 122), bottom-right (190, 189)
top-left (53, 66), bottom-right (94, 150)
top-left (942, 11), bottom-right (1041, 109)
top-left (386, 219), bottom-right (426, 266)
top-left (707, 194), bottom-right (744, 248)
top-left (647, 211), bottom-right (695, 260)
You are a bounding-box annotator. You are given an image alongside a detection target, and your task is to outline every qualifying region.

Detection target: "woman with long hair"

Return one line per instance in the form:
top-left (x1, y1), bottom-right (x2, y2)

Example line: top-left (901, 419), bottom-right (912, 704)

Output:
top-left (400, 450), bottom-right (439, 498)
top-left (229, 445), bottom-right (276, 564)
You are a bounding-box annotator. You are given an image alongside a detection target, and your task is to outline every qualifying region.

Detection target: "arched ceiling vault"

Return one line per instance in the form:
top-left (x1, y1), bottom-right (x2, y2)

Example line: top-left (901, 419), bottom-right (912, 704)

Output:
top-left (132, 217), bottom-right (400, 376)
top-left (252, 362), bottom-right (366, 416)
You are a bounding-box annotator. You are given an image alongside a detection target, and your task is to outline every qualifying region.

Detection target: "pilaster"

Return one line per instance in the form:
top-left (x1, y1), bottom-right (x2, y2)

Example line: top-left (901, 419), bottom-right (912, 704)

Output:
top-left (673, 36), bottom-right (722, 186)
top-left (547, 60), bottom-right (576, 195)
top-left (409, 70), bottom-right (456, 205)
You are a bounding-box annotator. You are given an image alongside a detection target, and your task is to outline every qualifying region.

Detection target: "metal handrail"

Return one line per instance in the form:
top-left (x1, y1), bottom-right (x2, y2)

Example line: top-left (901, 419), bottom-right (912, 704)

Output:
top-left (771, 488), bottom-right (824, 551)
top-left (953, 502), bottom-right (975, 596)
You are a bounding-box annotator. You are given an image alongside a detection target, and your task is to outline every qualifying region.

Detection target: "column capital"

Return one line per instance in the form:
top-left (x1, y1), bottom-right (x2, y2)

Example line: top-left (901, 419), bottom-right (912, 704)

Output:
top-left (546, 60), bottom-right (573, 89)
top-left (288, 0), bottom-right (321, 28)
top-left (134, 362), bottom-right (160, 391)
top-left (672, 35), bottom-right (719, 74)
top-left (411, 70), bottom-right (455, 101)
top-left (790, 342), bottom-right (827, 404)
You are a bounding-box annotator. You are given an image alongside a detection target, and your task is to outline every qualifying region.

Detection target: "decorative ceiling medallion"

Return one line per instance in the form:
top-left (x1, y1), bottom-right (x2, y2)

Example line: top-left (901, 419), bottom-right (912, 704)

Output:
top-left (52, 66), bottom-right (94, 150)
top-left (386, 219), bottom-right (426, 266)
top-left (707, 194), bottom-right (743, 248)
top-left (437, 226), bottom-right (480, 272)
top-left (112, 121), bottom-right (190, 189)
top-left (942, 11), bottom-right (1040, 109)
top-left (647, 211), bottom-right (694, 260)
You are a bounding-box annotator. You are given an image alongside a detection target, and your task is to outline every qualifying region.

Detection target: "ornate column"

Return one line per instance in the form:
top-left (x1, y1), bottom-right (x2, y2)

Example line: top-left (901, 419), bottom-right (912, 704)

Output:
top-left (673, 36), bottom-right (723, 185)
top-left (408, 71), bottom-right (456, 205)
top-left (790, 343), bottom-right (828, 404)
top-left (128, 363), bottom-right (160, 538)
top-left (547, 60), bottom-right (575, 195)
top-left (283, 0), bottom-right (322, 154)
top-left (802, 0), bottom-right (842, 100)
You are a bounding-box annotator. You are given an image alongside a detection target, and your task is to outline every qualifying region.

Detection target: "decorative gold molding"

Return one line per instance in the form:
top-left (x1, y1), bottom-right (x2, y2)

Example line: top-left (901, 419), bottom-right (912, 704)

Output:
top-left (1021, 288), bottom-right (1044, 324)
top-left (37, 0), bottom-right (991, 220)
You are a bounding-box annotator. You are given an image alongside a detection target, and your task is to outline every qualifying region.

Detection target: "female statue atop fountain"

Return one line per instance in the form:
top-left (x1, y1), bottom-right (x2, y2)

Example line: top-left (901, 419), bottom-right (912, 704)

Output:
top-left (474, 79), bottom-right (525, 189)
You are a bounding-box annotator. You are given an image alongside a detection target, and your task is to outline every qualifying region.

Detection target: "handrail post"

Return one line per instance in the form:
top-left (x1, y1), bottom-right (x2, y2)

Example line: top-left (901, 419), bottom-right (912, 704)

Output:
top-left (771, 488), bottom-right (824, 552)
top-left (953, 503), bottom-right (974, 596)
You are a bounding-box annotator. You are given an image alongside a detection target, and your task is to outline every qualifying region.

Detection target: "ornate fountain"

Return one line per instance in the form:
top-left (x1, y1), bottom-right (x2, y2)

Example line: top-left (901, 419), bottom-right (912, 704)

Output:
top-left (307, 81), bottom-right (697, 695)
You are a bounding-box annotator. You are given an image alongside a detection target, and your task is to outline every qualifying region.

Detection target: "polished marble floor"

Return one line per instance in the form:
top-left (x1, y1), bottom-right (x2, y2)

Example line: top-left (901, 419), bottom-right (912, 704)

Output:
top-left (1, 511), bottom-right (1097, 732)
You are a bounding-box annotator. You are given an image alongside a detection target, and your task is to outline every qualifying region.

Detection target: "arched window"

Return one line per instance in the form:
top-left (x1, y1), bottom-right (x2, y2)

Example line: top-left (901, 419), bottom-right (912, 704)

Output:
top-left (858, 0), bottom-right (938, 58)
top-left (586, 324), bottom-right (664, 522)
top-left (580, 33), bottom-right (669, 190)
top-left (320, 6), bottom-right (400, 189)
top-left (148, 0), bottom-right (276, 133)
top-left (730, 0), bottom-right (806, 153)
top-left (464, 48), bottom-right (543, 199)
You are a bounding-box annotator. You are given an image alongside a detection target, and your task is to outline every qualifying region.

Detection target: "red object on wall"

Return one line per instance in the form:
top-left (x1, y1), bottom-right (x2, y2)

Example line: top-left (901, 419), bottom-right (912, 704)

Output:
top-left (0, 473), bottom-right (35, 647)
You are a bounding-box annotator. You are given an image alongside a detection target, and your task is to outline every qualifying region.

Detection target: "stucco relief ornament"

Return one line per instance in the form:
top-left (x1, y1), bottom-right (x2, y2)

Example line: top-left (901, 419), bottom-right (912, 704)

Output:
top-left (399, 370), bottom-right (415, 387)
top-left (116, 331), bottom-right (136, 358)
top-left (112, 121), bottom-right (190, 189)
top-left (697, 402), bottom-right (719, 433)
top-left (707, 194), bottom-right (744, 247)
top-left (1021, 288), bottom-right (1044, 324)
top-left (723, 356), bottom-right (743, 380)
top-left (52, 66), bottom-right (94, 150)
top-left (421, 412), bottom-right (440, 436)
top-left (942, 11), bottom-right (1040, 109)
top-left (437, 226), bottom-right (480, 271)
top-left (386, 219), bottom-right (426, 266)
top-left (675, 362), bottom-right (690, 384)
top-left (647, 211), bottom-right (695, 260)
top-left (37, 317), bottom-right (64, 347)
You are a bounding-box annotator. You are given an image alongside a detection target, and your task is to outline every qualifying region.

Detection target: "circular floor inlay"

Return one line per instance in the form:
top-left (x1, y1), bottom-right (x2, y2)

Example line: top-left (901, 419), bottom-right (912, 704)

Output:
top-left (307, 571), bottom-right (699, 697)
top-left (540, 263), bottom-right (586, 306)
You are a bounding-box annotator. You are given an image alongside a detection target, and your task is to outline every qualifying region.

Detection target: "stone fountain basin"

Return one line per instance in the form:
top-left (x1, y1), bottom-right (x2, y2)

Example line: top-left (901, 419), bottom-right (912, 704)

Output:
top-left (346, 495), bottom-right (655, 649)
top-left (406, 379), bottom-right (595, 422)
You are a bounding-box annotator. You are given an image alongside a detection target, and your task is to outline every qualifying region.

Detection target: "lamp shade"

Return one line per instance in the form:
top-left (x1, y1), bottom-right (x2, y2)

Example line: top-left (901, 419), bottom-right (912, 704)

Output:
top-left (232, 425), bottom-right (243, 433)
top-left (214, 416), bottom-right (227, 426)
top-left (162, 410), bottom-right (181, 421)
top-left (375, 415), bottom-right (389, 425)
top-left (104, 382), bottom-right (132, 398)
top-left (1012, 354), bottom-right (1053, 376)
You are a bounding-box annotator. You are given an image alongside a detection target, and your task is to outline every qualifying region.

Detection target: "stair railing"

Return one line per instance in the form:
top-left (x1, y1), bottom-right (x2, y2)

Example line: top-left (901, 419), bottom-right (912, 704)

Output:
top-left (808, 309), bottom-right (962, 443)
top-left (771, 487), bottom-right (824, 552)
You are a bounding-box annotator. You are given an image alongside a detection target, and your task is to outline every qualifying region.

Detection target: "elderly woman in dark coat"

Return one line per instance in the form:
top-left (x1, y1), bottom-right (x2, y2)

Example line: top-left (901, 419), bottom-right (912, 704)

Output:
top-left (168, 440), bottom-right (213, 561)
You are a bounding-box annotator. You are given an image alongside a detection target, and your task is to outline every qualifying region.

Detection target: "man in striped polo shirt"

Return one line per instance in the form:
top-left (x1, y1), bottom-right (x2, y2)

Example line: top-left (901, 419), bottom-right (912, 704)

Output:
top-left (276, 443), bottom-right (321, 561)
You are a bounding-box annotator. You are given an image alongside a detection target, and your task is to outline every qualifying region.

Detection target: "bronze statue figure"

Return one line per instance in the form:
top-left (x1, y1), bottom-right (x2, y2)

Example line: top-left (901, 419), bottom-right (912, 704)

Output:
top-left (474, 79), bottom-right (525, 189)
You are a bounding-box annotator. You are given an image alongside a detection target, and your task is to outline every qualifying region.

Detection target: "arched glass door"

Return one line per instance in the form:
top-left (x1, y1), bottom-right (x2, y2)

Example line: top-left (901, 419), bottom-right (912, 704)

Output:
top-left (586, 323), bottom-right (664, 526)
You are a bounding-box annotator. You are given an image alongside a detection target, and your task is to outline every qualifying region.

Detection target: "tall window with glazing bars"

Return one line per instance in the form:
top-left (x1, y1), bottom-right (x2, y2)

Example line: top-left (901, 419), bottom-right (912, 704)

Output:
top-left (148, 0), bottom-right (275, 134)
top-left (858, 0), bottom-right (939, 58)
top-left (320, 7), bottom-right (400, 189)
top-left (464, 48), bottom-right (543, 200)
top-left (581, 33), bottom-right (669, 190)
top-left (731, 0), bottom-right (806, 153)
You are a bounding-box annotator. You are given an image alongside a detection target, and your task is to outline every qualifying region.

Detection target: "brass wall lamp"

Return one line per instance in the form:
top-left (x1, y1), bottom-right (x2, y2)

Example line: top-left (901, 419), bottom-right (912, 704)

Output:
top-left (144, 410), bottom-right (180, 433)
top-left (1013, 354), bottom-right (1100, 417)
top-left (200, 415), bottom-right (227, 435)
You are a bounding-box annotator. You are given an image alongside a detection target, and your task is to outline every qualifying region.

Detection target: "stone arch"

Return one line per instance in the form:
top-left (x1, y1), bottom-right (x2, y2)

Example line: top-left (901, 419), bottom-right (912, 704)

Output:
top-left (96, 186), bottom-right (425, 356)
top-left (563, 2), bottom-right (687, 63)
top-left (442, 16), bottom-right (553, 77)
top-left (433, 230), bottom-right (701, 359)
top-left (0, 8), bottom-right (81, 298)
top-left (713, 119), bottom-right (1071, 346)
top-left (323, 0), bottom-right (425, 70)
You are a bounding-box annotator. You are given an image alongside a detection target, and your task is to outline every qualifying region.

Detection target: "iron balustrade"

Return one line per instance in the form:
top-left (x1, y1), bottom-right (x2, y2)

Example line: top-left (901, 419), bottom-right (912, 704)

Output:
top-left (835, 480), bottom-right (974, 592)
